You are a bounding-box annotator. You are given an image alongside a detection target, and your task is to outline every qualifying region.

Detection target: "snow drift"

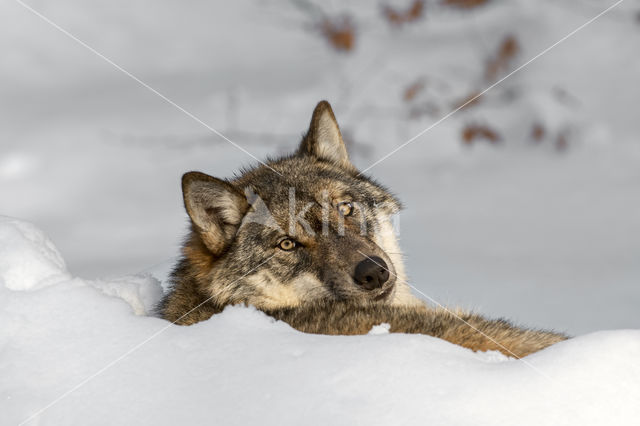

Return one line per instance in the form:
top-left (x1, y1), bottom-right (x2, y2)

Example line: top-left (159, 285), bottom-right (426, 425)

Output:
top-left (1, 217), bottom-right (639, 425)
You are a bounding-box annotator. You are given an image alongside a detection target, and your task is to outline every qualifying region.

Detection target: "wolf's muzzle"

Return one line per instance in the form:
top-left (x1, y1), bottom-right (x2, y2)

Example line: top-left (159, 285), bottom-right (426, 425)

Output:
top-left (354, 256), bottom-right (390, 290)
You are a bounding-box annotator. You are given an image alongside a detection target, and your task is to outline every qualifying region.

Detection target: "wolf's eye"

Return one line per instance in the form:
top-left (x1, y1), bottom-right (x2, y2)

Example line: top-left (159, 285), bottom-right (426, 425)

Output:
top-left (337, 201), bottom-right (353, 217)
top-left (278, 238), bottom-right (297, 251)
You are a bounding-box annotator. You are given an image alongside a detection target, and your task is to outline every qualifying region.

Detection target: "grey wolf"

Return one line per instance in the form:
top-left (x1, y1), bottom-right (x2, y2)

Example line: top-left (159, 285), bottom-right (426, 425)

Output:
top-left (157, 101), bottom-right (566, 357)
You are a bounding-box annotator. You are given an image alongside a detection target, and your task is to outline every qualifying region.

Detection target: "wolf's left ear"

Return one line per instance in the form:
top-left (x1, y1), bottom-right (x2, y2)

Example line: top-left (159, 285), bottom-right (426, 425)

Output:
top-left (298, 101), bottom-right (355, 170)
top-left (182, 172), bottom-right (249, 255)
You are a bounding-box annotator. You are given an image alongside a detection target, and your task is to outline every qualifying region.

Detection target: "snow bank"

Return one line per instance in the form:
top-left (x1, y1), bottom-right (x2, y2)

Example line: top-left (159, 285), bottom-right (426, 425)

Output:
top-left (0, 216), bottom-right (69, 291)
top-left (1, 218), bottom-right (639, 425)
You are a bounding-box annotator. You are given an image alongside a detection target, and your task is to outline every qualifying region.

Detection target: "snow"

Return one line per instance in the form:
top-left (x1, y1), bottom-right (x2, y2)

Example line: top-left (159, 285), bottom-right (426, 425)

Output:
top-left (1, 0), bottom-right (640, 423)
top-left (0, 217), bottom-right (69, 291)
top-left (1, 217), bottom-right (639, 425)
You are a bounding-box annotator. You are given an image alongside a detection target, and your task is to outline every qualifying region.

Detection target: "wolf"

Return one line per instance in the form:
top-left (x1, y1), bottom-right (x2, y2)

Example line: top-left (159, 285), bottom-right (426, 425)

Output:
top-left (158, 101), bottom-right (566, 357)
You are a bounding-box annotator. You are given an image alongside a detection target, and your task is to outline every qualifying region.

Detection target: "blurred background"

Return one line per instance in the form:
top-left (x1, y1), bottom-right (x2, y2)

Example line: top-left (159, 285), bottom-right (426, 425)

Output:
top-left (1, 0), bottom-right (639, 335)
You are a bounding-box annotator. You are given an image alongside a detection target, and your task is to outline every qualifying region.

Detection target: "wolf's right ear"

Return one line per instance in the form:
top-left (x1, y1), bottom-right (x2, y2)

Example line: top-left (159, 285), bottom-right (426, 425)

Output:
top-left (298, 101), bottom-right (355, 171)
top-left (182, 172), bottom-right (249, 255)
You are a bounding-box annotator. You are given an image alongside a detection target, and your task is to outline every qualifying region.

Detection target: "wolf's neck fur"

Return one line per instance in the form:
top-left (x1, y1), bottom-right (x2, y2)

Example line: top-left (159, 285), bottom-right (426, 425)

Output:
top-left (157, 233), bottom-right (224, 325)
top-left (373, 217), bottom-right (422, 306)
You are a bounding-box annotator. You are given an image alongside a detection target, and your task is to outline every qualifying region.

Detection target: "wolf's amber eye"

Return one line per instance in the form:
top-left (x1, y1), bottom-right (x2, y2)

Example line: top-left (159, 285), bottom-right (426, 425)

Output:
top-left (337, 201), bottom-right (353, 217)
top-left (278, 238), bottom-right (297, 251)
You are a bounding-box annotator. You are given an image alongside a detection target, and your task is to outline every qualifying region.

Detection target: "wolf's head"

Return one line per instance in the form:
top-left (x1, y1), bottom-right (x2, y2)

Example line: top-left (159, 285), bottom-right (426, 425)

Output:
top-left (177, 101), bottom-right (420, 311)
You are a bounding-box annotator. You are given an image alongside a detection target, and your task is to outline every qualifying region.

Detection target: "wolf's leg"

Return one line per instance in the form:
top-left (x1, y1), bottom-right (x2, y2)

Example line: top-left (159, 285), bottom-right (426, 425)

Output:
top-left (267, 303), bottom-right (567, 358)
top-left (157, 291), bottom-right (220, 325)
top-left (428, 311), bottom-right (568, 358)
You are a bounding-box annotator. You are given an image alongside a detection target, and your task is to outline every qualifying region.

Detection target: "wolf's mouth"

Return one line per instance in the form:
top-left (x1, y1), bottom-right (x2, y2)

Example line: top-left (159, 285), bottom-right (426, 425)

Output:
top-left (373, 285), bottom-right (394, 301)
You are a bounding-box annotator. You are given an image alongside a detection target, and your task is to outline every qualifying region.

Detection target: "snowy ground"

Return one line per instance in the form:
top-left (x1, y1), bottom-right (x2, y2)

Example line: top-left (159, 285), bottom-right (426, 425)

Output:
top-left (1, 0), bottom-right (640, 423)
top-left (1, 217), bottom-right (639, 425)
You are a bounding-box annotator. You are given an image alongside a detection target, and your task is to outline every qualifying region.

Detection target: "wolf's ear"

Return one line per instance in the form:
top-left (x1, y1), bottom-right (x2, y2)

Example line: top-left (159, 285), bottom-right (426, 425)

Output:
top-left (182, 172), bottom-right (249, 255)
top-left (299, 101), bottom-right (354, 170)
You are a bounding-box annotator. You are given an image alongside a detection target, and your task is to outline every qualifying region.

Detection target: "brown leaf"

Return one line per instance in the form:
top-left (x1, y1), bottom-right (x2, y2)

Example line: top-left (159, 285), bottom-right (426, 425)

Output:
top-left (403, 79), bottom-right (425, 102)
top-left (531, 123), bottom-right (545, 142)
top-left (485, 35), bottom-right (519, 82)
top-left (452, 91), bottom-right (482, 110)
top-left (383, 0), bottom-right (425, 26)
top-left (462, 124), bottom-right (501, 145)
top-left (321, 16), bottom-right (356, 52)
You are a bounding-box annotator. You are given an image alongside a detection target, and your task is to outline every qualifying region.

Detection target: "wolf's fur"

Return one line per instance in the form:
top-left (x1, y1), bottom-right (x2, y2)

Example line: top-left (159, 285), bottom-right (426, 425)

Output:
top-left (158, 101), bottom-right (567, 356)
top-left (264, 301), bottom-right (566, 358)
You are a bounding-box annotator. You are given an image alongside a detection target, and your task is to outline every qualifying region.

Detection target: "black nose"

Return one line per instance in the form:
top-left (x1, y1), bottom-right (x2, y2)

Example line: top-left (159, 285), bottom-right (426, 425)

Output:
top-left (354, 256), bottom-right (390, 290)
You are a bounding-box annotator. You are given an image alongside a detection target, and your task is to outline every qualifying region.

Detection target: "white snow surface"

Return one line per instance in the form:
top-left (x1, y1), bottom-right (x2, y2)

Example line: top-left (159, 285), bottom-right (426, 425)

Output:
top-left (0, 217), bottom-right (69, 291)
top-left (1, 218), bottom-right (639, 425)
